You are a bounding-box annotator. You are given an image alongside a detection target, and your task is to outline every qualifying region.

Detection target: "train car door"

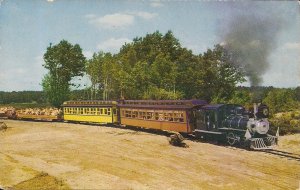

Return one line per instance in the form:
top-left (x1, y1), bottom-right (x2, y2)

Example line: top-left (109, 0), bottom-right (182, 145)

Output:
top-left (204, 110), bottom-right (218, 131)
top-left (195, 109), bottom-right (206, 130)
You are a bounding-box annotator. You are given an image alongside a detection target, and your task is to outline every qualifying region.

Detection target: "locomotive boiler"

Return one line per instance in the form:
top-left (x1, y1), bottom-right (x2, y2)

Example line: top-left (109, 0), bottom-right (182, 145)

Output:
top-left (194, 103), bottom-right (277, 150)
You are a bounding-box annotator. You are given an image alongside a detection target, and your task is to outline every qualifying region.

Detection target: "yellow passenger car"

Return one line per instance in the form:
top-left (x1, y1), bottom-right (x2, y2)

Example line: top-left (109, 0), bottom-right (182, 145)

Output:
top-left (62, 100), bottom-right (118, 124)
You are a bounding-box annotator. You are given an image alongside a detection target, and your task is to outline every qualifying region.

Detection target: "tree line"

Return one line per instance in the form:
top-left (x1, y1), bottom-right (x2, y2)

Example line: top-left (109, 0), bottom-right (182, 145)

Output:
top-left (42, 31), bottom-right (245, 107)
top-left (0, 91), bottom-right (45, 104)
top-left (1, 86), bottom-right (299, 116)
top-left (12, 30), bottom-right (296, 114)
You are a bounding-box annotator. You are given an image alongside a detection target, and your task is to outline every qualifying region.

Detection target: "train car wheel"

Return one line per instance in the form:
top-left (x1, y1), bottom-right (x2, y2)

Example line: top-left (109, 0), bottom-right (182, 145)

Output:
top-left (226, 132), bottom-right (238, 146)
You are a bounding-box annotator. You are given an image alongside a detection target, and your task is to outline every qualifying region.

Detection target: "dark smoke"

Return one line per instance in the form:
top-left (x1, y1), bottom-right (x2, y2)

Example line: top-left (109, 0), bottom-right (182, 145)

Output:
top-left (220, 2), bottom-right (287, 86)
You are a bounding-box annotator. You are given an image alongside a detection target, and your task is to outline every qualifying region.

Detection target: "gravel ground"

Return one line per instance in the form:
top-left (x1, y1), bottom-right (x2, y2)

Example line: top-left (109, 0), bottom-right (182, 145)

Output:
top-left (1, 119), bottom-right (300, 190)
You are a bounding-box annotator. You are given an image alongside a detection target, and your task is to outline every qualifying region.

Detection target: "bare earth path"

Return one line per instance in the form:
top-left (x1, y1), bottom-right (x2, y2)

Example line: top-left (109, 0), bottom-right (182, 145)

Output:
top-left (0, 119), bottom-right (300, 189)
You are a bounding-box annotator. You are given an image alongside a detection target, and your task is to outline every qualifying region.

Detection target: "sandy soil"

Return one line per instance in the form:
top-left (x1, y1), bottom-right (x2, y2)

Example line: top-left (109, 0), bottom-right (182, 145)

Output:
top-left (0, 119), bottom-right (300, 190)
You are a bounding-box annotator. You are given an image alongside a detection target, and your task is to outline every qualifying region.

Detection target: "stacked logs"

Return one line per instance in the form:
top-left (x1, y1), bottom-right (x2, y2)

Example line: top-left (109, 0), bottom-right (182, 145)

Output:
top-left (18, 108), bottom-right (61, 116)
top-left (0, 107), bottom-right (16, 118)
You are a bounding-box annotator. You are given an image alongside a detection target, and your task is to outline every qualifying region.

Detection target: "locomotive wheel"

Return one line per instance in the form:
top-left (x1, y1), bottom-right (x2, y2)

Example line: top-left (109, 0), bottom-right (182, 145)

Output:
top-left (226, 132), bottom-right (238, 146)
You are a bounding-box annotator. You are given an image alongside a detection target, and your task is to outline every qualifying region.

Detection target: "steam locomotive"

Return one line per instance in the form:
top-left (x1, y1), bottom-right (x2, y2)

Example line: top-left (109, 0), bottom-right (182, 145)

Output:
top-left (194, 103), bottom-right (277, 149)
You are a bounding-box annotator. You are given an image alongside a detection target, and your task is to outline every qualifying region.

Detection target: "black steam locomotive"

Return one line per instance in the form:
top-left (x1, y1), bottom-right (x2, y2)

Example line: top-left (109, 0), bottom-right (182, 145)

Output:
top-left (194, 103), bottom-right (277, 150)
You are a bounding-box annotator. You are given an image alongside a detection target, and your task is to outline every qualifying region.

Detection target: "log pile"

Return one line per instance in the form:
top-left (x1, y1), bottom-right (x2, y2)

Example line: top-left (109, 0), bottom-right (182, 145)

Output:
top-left (18, 108), bottom-right (61, 116)
top-left (0, 107), bottom-right (15, 118)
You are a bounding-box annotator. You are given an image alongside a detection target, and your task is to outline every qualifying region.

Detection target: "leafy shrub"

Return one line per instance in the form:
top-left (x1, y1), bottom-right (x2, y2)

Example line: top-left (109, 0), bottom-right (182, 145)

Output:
top-left (269, 111), bottom-right (300, 135)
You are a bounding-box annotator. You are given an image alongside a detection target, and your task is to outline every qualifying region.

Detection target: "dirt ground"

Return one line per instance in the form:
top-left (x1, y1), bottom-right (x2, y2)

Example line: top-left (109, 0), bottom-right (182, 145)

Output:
top-left (0, 119), bottom-right (300, 190)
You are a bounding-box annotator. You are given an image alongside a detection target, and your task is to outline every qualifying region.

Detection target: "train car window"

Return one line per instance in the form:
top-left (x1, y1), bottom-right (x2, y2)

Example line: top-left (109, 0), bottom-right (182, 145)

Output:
top-left (173, 111), bottom-right (184, 122)
top-left (137, 111), bottom-right (142, 119)
top-left (113, 108), bottom-right (117, 115)
top-left (164, 112), bottom-right (174, 121)
top-left (80, 108), bottom-right (84, 114)
top-left (100, 109), bottom-right (103, 115)
top-left (107, 108), bottom-right (111, 115)
top-left (125, 110), bottom-right (131, 118)
top-left (155, 112), bottom-right (159, 120)
top-left (132, 110), bottom-right (137, 118)
top-left (157, 112), bottom-right (164, 121)
top-left (104, 109), bottom-right (108, 115)
top-left (147, 112), bottom-right (154, 120)
top-left (142, 111), bottom-right (147, 119)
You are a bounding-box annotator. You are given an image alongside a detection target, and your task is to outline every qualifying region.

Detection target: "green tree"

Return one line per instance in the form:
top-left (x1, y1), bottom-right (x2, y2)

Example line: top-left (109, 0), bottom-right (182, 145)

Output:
top-left (85, 31), bottom-right (246, 101)
top-left (264, 89), bottom-right (297, 115)
top-left (86, 52), bottom-right (118, 100)
top-left (203, 45), bottom-right (246, 102)
top-left (42, 40), bottom-right (86, 107)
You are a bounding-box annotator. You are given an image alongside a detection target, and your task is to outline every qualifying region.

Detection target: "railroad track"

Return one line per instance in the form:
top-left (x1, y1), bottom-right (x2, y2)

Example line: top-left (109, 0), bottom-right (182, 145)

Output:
top-left (261, 149), bottom-right (300, 161)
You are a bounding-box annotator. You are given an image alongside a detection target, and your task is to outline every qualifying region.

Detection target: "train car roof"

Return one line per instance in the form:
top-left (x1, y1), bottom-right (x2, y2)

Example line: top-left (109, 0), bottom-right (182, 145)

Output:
top-left (201, 104), bottom-right (244, 110)
top-left (62, 100), bottom-right (118, 107)
top-left (118, 99), bottom-right (207, 110)
top-left (201, 104), bottom-right (225, 110)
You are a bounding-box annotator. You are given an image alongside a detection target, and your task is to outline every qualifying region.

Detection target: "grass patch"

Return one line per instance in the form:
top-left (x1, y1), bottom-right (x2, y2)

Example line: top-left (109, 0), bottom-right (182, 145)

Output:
top-left (12, 172), bottom-right (70, 190)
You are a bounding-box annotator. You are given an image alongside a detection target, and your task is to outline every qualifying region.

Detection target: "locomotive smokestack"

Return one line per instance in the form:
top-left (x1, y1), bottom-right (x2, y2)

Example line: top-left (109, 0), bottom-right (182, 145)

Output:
top-left (253, 103), bottom-right (258, 119)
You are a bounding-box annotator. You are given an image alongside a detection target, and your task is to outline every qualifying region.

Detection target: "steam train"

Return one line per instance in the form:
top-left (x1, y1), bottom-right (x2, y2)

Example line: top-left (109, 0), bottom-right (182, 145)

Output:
top-left (1, 100), bottom-right (277, 150)
top-left (194, 103), bottom-right (277, 149)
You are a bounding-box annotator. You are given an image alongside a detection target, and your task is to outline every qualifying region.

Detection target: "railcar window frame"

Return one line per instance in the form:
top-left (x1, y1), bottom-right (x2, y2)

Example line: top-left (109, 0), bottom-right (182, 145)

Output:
top-left (120, 108), bottom-right (186, 123)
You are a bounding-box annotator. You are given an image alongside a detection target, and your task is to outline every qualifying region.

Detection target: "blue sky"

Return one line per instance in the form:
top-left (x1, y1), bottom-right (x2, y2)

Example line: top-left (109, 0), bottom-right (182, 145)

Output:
top-left (0, 0), bottom-right (299, 91)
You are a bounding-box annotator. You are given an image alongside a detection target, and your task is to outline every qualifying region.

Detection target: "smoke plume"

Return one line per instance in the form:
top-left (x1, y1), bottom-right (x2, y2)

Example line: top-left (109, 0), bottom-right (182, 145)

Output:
top-left (220, 2), bottom-right (286, 86)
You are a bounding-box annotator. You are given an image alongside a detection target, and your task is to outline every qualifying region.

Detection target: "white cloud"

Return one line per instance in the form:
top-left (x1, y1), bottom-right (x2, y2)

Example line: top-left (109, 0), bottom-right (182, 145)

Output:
top-left (47, 0), bottom-right (54, 2)
top-left (282, 42), bottom-right (300, 50)
top-left (97, 38), bottom-right (132, 53)
top-left (150, 1), bottom-right (163, 8)
top-left (134, 11), bottom-right (158, 20)
top-left (90, 13), bottom-right (134, 29)
top-left (87, 11), bottom-right (158, 29)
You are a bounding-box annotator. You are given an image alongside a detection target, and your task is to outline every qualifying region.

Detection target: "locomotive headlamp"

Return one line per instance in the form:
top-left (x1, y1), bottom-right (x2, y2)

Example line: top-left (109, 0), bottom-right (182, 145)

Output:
top-left (256, 120), bottom-right (269, 134)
